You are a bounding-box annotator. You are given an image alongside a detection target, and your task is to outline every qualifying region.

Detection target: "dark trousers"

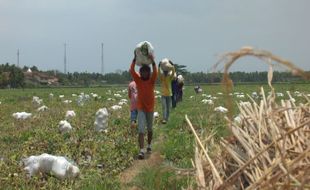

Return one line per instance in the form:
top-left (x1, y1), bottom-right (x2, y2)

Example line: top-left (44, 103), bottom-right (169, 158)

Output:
top-left (171, 94), bottom-right (177, 108)
top-left (177, 91), bottom-right (183, 102)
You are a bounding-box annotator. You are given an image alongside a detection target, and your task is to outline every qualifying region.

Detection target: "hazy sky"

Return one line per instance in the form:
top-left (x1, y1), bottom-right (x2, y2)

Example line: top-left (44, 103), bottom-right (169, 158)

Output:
top-left (1, 0), bottom-right (309, 73)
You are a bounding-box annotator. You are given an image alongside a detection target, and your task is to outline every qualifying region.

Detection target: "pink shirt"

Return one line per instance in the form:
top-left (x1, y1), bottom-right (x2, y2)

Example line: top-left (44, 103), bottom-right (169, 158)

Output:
top-left (128, 81), bottom-right (138, 111)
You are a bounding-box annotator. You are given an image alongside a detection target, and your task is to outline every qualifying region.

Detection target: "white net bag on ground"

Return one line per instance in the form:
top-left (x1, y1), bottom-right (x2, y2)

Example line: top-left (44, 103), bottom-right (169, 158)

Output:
top-left (23, 153), bottom-right (79, 180)
top-left (94, 108), bottom-right (109, 132)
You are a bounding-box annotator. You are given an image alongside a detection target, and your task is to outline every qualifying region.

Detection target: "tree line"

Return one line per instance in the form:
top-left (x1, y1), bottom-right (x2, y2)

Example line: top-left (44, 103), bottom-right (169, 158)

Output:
top-left (0, 63), bottom-right (308, 88)
top-left (0, 63), bottom-right (25, 88)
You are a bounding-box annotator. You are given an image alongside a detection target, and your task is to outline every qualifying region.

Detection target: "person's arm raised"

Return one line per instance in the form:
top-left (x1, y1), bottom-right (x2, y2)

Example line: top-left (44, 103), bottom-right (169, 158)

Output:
top-left (171, 66), bottom-right (176, 79)
top-left (130, 58), bottom-right (139, 81)
top-left (150, 56), bottom-right (158, 81)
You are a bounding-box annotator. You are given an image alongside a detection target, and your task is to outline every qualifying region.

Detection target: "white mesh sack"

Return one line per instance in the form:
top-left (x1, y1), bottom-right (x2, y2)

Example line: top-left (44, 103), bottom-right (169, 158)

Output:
top-left (32, 96), bottom-right (43, 107)
top-left (65, 110), bottom-right (76, 120)
top-left (153, 112), bottom-right (159, 118)
top-left (23, 153), bottom-right (79, 180)
top-left (37, 105), bottom-right (48, 112)
top-left (134, 41), bottom-right (154, 66)
top-left (160, 58), bottom-right (173, 71)
top-left (177, 74), bottom-right (184, 83)
top-left (59, 120), bottom-right (72, 133)
top-left (94, 108), bottom-right (109, 132)
top-left (12, 112), bottom-right (32, 120)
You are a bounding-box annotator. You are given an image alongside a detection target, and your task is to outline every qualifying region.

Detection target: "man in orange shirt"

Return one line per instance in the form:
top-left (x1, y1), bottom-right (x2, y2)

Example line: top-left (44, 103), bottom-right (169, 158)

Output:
top-left (130, 55), bottom-right (157, 159)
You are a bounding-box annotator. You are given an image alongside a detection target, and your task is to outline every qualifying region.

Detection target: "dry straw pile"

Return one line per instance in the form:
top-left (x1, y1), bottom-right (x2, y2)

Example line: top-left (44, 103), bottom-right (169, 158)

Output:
top-left (186, 47), bottom-right (310, 190)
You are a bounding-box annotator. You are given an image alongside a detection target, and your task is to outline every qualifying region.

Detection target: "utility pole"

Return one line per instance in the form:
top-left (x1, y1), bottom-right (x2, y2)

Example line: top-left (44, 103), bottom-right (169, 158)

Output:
top-left (17, 49), bottom-right (20, 67)
top-left (64, 43), bottom-right (67, 74)
top-left (101, 43), bottom-right (104, 75)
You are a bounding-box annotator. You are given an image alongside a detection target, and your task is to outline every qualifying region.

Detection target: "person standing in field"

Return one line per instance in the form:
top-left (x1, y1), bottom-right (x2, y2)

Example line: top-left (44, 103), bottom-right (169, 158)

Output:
top-left (194, 85), bottom-right (202, 94)
top-left (130, 54), bottom-right (158, 160)
top-left (171, 75), bottom-right (178, 108)
top-left (177, 80), bottom-right (184, 102)
top-left (128, 80), bottom-right (138, 129)
top-left (176, 75), bottom-right (184, 102)
top-left (158, 59), bottom-right (175, 124)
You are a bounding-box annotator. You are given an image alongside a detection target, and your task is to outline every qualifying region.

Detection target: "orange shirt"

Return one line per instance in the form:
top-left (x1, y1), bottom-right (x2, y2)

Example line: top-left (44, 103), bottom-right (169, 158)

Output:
top-left (130, 61), bottom-right (158, 112)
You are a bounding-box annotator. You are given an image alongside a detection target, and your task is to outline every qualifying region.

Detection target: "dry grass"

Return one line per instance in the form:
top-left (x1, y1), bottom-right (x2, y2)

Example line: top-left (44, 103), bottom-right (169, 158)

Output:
top-left (187, 47), bottom-right (310, 190)
top-left (217, 46), bottom-right (310, 119)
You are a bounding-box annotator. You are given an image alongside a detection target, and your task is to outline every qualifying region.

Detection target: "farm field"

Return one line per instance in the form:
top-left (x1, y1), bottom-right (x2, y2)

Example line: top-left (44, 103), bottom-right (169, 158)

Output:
top-left (0, 83), bottom-right (309, 189)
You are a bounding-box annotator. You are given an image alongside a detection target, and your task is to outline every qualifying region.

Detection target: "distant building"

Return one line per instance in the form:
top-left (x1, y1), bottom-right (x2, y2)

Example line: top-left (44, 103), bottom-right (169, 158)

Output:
top-left (24, 71), bottom-right (59, 85)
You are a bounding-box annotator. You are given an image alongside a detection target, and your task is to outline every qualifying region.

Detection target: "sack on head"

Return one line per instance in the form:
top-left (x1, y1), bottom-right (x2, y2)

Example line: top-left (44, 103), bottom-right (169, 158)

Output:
top-left (160, 58), bottom-right (173, 72)
top-left (177, 74), bottom-right (184, 83)
top-left (134, 41), bottom-right (154, 66)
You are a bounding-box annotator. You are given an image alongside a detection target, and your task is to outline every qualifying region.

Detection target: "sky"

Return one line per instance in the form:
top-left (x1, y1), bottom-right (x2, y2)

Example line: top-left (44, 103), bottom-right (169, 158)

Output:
top-left (0, 0), bottom-right (309, 73)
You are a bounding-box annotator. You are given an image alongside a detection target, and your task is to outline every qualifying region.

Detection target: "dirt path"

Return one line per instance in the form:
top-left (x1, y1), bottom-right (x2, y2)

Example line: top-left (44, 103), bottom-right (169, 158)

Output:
top-left (119, 133), bottom-right (165, 189)
top-left (119, 151), bottom-right (164, 189)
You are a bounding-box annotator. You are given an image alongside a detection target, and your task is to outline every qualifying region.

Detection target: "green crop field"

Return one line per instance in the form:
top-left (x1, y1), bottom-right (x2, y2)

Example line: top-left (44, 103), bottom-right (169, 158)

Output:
top-left (0, 83), bottom-right (309, 189)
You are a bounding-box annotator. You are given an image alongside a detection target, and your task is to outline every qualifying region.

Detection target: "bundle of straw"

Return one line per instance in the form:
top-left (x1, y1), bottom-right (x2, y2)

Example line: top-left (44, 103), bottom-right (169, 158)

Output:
top-left (186, 47), bottom-right (310, 190)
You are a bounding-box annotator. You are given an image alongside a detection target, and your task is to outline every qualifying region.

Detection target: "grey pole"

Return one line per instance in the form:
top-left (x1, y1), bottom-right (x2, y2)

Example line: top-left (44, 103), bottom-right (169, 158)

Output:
top-left (64, 43), bottom-right (67, 74)
top-left (17, 49), bottom-right (20, 67)
top-left (101, 43), bottom-right (104, 75)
